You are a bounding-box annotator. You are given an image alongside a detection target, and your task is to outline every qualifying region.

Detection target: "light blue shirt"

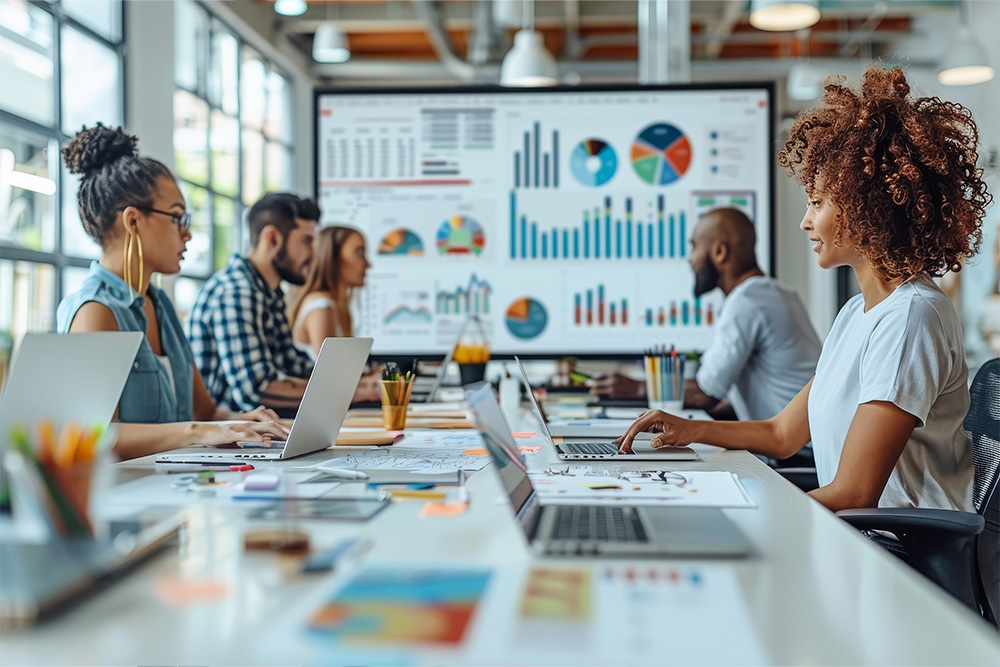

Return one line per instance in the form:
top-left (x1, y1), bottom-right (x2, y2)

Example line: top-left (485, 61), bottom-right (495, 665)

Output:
top-left (56, 261), bottom-right (194, 423)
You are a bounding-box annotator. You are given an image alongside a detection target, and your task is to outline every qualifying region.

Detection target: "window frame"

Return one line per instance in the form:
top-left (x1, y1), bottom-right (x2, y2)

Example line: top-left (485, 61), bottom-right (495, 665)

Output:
top-left (172, 1), bottom-right (296, 283)
top-left (0, 0), bottom-right (126, 318)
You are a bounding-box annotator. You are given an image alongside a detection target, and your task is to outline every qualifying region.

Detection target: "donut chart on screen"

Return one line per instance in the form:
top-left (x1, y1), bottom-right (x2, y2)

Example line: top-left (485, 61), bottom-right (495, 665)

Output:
top-left (505, 297), bottom-right (548, 340)
top-left (570, 138), bottom-right (617, 187)
top-left (436, 216), bottom-right (486, 255)
top-left (379, 228), bottom-right (424, 256)
top-left (630, 123), bottom-right (692, 185)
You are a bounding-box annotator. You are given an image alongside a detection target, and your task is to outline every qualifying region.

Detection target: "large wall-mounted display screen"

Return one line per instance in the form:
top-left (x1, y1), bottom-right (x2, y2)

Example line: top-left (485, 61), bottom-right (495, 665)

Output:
top-left (315, 84), bottom-right (774, 356)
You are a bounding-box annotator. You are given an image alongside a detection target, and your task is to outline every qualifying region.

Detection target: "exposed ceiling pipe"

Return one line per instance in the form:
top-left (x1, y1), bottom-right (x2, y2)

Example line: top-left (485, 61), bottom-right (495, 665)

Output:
top-left (703, 0), bottom-right (748, 59)
top-left (411, 0), bottom-right (478, 81)
top-left (563, 0), bottom-right (582, 59)
top-left (467, 0), bottom-right (505, 67)
top-left (839, 0), bottom-right (889, 58)
top-left (314, 55), bottom-right (941, 83)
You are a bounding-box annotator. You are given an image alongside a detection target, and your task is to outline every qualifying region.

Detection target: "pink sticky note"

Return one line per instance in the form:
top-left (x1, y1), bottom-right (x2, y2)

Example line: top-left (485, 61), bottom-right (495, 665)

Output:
top-left (518, 445), bottom-right (542, 454)
top-left (154, 577), bottom-right (231, 607)
top-left (512, 432), bottom-right (536, 438)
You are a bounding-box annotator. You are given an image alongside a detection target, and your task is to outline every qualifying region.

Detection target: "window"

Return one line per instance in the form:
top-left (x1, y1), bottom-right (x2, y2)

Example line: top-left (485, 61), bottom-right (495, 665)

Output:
top-left (0, 0), bottom-right (124, 348)
top-left (172, 0), bottom-right (296, 300)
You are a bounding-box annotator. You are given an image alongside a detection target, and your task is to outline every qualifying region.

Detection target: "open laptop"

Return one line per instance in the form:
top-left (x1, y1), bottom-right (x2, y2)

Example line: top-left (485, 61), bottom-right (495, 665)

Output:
top-left (155, 337), bottom-right (372, 463)
top-left (513, 357), bottom-right (697, 461)
top-left (0, 332), bottom-right (144, 449)
top-left (466, 383), bottom-right (749, 557)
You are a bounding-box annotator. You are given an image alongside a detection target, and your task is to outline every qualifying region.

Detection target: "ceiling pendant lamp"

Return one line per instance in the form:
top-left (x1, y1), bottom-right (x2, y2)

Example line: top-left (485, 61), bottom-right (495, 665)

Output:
top-left (500, 30), bottom-right (557, 87)
top-left (313, 22), bottom-right (350, 63)
top-left (499, 0), bottom-right (557, 87)
top-left (749, 0), bottom-right (821, 32)
top-left (274, 0), bottom-right (307, 18)
top-left (938, 2), bottom-right (995, 85)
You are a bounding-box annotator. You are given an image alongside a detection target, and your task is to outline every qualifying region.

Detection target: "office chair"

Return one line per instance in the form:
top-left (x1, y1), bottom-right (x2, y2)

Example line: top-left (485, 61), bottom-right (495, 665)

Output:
top-left (836, 358), bottom-right (999, 627)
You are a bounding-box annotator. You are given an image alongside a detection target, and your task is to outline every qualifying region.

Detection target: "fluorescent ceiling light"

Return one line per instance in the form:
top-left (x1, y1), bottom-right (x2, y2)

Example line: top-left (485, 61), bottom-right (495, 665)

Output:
top-left (938, 26), bottom-right (995, 85)
top-left (749, 0), bottom-right (821, 32)
top-left (9, 171), bottom-right (56, 196)
top-left (500, 29), bottom-right (557, 87)
top-left (313, 21), bottom-right (351, 63)
top-left (274, 0), bottom-right (307, 18)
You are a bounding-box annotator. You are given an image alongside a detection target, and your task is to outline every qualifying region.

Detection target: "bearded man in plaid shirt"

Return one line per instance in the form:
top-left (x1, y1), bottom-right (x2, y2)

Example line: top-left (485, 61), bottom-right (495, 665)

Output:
top-left (187, 193), bottom-right (318, 415)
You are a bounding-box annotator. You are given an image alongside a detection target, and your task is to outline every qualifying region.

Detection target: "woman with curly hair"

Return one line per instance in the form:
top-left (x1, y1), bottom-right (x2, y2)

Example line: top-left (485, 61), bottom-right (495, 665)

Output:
top-left (57, 124), bottom-right (288, 459)
top-left (616, 65), bottom-right (989, 512)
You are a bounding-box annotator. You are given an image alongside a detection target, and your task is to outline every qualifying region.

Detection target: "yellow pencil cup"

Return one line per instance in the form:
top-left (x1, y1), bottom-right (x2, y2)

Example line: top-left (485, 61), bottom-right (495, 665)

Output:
top-left (381, 405), bottom-right (407, 431)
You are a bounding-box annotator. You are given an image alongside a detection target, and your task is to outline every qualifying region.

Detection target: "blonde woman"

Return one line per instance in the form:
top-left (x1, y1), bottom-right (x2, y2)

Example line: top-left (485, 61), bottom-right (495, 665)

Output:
top-left (289, 226), bottom-right (380, 401)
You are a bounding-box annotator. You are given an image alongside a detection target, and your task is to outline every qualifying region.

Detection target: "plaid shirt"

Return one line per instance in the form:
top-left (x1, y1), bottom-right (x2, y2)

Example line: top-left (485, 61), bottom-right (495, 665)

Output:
top-left (187, 254), bottom-right (314, 412)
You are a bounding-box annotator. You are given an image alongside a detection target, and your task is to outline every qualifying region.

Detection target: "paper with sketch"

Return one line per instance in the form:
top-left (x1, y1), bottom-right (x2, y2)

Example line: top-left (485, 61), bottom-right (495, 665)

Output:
top-left (100, 471), bottom-right (342, 509)
top-left (320, 450), bottom-right (491, 473)
top-left (527, 469), bottom-right (754, 507)
top-left (393, 430), bottom-right (484, 450)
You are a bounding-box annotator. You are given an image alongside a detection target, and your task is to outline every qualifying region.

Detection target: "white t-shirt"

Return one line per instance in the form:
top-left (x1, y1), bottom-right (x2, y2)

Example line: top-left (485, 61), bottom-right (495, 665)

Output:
top-left (696, 276), bottom-right (821, 421)
top-left (808, 275), bottom-right (974, 510)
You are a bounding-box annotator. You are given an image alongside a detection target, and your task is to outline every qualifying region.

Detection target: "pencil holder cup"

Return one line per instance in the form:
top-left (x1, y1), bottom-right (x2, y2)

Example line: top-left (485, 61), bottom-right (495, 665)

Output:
top-left (44, 461), bottom-right (96, 536)
top-left (380, 380), bottom-right (411, 430)
top-left (381, 405), bottom-right (407, 431)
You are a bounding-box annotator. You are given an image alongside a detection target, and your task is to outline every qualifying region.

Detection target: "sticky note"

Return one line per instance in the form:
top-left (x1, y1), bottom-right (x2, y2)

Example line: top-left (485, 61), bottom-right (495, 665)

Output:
top-left (518, 445), bottom-right (542, 453)
top-left (245, 474), bottom-right (280, 491)
top-left (462, 448), bottom-right (488, 456)
top-left (512, 432), bottom-right (536, 438)
top-left (154, 577), bottom-right (230, 607)
top-left (419, 501), bottom-right (469, 517)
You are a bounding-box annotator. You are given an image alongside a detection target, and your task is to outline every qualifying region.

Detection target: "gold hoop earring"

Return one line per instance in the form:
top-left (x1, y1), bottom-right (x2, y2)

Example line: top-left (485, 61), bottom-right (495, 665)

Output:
top-left (134, 232), bottom-right (144, 294)
top-left (124, 230), bottom-right (135, 297)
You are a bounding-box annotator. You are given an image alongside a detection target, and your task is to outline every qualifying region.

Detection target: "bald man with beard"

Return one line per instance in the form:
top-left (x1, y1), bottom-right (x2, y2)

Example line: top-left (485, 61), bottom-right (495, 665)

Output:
top-left (593, 207), bottom-right (821, 425)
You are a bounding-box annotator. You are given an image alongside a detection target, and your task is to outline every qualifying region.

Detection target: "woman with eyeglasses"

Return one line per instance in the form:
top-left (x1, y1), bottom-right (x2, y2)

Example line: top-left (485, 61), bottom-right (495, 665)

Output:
top-left (56, 124), bottom-right (288, 460)
top-left (287, 226), bottom-right (381, 402)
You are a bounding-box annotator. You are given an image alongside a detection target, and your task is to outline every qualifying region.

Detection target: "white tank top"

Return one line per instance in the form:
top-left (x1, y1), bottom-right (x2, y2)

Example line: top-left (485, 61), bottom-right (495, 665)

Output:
top-left (292, 296), bottom-right (340, 361)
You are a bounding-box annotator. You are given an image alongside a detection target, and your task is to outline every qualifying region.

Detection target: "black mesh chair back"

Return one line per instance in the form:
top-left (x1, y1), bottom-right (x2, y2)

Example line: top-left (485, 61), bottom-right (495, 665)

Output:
top-left (966, 357), bottom-right (999, 624)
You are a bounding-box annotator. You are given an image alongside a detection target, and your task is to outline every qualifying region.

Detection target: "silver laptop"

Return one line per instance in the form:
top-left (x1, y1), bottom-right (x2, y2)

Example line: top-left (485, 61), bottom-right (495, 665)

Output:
top-left (155, 337), bottom-right (373, 463)
top-left (0, 332), bottom-right (144, 444)
top-left (466, 383), bottom-right (749, 557)
top-left (513, 357), bottom-right (698, 461)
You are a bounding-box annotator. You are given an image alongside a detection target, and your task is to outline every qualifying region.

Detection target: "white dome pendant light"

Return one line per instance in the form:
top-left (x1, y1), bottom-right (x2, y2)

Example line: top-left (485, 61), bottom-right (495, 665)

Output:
top-left (500, 0), bottom-right (557, 87)
top-left (749, 0), bottom-right (821, 32)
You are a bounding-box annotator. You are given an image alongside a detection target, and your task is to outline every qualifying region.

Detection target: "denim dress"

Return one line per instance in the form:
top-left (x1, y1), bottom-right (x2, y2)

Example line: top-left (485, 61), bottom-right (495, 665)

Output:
top-left (56, 261), bottom-right (194, 423)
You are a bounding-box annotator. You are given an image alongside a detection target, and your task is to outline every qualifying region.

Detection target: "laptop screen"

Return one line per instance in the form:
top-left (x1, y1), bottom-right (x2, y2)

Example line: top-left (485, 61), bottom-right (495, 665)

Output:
top-left (513, 357), bottom-right (555, 445)
top-left (465, 383), bottom-right (535, 517)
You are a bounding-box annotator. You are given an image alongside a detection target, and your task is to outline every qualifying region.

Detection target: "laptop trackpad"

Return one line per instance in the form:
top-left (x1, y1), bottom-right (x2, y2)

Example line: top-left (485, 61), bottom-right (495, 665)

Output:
top-left (642, 507), bottom-right (750, 556)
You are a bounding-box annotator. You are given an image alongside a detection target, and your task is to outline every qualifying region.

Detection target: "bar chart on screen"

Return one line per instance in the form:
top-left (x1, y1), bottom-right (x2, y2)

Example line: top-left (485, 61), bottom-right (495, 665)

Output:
top-left (572, 284), bottom-right (629, 328)
top-left (643, 298), bottom-right (715, 328)
top-left (508, 192), bottom-right (688, 261)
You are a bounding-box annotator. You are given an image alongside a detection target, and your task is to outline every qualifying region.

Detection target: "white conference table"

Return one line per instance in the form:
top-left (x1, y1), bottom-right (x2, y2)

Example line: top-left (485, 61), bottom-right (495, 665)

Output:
top-left (3, 410), bottom-right (999, 665)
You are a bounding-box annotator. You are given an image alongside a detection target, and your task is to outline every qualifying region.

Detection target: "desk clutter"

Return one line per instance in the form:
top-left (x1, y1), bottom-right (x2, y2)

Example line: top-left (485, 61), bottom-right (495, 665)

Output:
top-left (2, 395), bottom-right (769, 660)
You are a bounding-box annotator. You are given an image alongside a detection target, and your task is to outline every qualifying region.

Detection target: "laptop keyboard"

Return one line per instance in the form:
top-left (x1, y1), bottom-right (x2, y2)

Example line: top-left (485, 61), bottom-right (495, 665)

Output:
top-left (551, 506), bottom-right (648, 543)
top-left (561, 442), bottom-right (619, 455)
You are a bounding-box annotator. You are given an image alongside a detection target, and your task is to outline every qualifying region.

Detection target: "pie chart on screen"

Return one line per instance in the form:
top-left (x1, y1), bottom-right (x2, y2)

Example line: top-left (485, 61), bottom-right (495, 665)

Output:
top-left (630, 123), bottom-right (692, 186)
top-left (505, 297), bottom-right (547, 340)
top-left (570, 139), bottom-right (618, 187)
top-left (436, 216), bottom-right (486, 255)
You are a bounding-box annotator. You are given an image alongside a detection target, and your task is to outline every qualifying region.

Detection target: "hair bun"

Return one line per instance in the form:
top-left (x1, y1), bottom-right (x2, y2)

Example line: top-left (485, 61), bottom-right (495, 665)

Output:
top-left (62, 123), bottom-right (139, 176)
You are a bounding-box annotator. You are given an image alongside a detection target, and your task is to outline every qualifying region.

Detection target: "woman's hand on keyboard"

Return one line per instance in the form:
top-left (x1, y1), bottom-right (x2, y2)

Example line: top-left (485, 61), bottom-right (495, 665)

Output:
top-left (196, 420), bottom-right (290, 446)
top-left (613, 410), bottom-right (695, 453)
top-left (234, 406), bottom-right (283, 426)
